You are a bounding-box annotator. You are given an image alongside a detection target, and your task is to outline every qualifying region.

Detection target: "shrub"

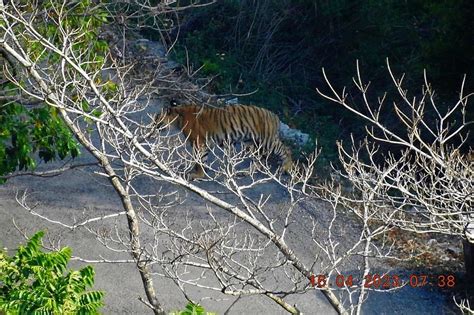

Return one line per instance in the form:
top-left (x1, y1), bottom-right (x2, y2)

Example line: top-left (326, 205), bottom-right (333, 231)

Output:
top-left (0, 231), bottom-right (104, 314)
top-left (169, 302), bottom-right (216, 315)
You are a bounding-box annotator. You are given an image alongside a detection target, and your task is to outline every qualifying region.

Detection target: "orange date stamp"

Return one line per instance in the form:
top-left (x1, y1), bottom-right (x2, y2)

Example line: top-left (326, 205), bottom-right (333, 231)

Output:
top-left (309, 274), bottom-right (456, 289)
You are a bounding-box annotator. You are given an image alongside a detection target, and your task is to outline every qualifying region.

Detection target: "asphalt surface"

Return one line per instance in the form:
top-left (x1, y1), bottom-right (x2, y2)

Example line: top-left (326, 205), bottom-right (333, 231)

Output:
top-left (0, 94), bottom-right (457, 314)
top-left (0, 150), bottom-right (457, 315)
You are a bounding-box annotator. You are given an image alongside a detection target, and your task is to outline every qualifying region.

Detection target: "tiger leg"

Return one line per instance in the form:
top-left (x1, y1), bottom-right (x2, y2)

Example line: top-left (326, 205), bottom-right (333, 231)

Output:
top-left (187, 144), bottom-right (207, 180)
top-left (272, 139), bottom-right (293, 174)
top-left (281, 154), bottom-right (293, 173)
top-left (188, 164), bottom-right (205, 180)
top-left (242, 140), bottom-right (257, 156)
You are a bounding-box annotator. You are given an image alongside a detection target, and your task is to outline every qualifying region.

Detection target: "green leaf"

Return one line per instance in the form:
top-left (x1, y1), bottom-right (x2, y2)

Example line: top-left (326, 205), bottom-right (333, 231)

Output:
top-left (0, 230), bottom-right (103, 313)
top-left (81, 100), bottom-right (90, 111)
top-left (91, 109), bottom-right (102, 118)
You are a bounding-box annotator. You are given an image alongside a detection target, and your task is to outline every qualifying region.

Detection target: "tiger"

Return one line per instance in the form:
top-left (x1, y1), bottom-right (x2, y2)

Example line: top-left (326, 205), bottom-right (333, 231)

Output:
top-left (155, 101), bottom-right (293, 180)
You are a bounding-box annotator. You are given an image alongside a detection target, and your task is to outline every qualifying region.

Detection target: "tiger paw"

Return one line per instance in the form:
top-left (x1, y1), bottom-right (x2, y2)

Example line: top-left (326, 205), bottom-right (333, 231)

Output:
top-left (186, 169), bottom-right (205, 181)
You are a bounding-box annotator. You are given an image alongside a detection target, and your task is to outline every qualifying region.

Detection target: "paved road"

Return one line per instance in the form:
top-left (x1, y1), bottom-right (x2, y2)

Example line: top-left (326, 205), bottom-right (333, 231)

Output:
top-left (0, 134), bottom-right (455, 315)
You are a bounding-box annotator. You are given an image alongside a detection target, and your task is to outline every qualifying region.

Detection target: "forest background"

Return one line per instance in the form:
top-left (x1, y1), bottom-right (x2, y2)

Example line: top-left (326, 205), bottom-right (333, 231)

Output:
top-left (151, 0), bottom-right (474, 165)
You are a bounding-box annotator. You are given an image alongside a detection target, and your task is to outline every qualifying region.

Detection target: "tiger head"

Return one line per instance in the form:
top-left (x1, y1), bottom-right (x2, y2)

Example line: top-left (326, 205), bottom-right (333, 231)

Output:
top-left (155, 100), bottom-right (185, 128)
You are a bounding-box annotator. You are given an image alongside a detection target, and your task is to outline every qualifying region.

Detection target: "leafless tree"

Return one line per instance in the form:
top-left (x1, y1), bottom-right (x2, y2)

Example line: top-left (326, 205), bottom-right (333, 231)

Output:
top-left (0, 1), bottom-right (437, 315)
top-left (103, 0), bottom-right (217, 54)
top-left (317, 59), bottom-right (473, 313)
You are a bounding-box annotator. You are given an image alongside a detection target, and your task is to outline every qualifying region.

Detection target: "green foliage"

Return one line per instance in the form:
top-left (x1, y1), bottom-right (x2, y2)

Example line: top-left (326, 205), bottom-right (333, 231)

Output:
top-left (171, 2), bottom-right (242, 92)
top-left (0, 99), bottom-right (80, 183)
top-left (169, 302), bottom-right (216, 315)
top-left (0, 231), bottom-right (104, 314)
top-left (169, 0), bottom-right (473, 167)
top-left (0, 0), bottom-right (110, 181)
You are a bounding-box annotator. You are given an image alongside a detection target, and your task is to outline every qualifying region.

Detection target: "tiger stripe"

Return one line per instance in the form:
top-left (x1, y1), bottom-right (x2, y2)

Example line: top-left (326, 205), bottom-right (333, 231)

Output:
top-left (156, 103), bottom-right (293, 180)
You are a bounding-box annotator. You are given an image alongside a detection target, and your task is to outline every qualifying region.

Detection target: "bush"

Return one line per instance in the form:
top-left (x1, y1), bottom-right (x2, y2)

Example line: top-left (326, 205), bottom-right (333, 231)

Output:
top-left (0, 0), bottom-right (110, 182)
top-left (0, 231), bottom-right (104, 314)
top-left (169, 302), bottom-right (216, 315)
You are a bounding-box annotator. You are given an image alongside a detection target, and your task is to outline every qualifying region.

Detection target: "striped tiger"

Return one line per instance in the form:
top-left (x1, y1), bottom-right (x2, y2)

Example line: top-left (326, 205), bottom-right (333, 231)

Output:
top-left (156, 102), bottom-right (293, 180)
